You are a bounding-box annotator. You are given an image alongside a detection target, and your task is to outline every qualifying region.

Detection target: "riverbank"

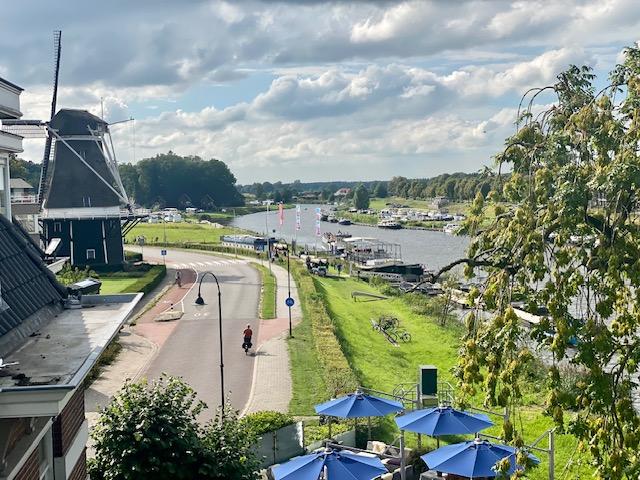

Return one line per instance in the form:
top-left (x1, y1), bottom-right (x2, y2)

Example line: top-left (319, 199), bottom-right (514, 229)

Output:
top-left (305, 273), bottom-right (592, 478)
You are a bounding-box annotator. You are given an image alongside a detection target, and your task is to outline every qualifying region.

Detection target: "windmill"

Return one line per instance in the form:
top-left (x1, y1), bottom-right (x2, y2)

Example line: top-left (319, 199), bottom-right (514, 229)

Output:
top-left (1, 31), bottom-right (143, 266)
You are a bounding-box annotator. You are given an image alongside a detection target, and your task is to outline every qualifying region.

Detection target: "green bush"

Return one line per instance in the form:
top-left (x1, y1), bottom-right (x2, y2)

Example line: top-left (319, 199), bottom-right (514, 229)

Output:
top-left (90, 376), bottom-right (259, 480)
top-left (241, 411), bottom-right (294, 436)
top-left (125, 265), bottom-right (166, 295)
top-left (57, 264), bottom-right (98, 285)
top-left (290, 262), bottom-right (358, 398)
top-left (304, 421), bottom-right (352, 446)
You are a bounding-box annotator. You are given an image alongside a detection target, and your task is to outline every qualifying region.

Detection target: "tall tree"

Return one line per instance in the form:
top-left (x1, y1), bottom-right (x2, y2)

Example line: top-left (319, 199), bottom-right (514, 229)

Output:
top-left (452, 48), bottom-right (640, 478)
top-left (122, 152), bottom-right (244, 208)
top-left (353, 184), bottom-right (370, 210)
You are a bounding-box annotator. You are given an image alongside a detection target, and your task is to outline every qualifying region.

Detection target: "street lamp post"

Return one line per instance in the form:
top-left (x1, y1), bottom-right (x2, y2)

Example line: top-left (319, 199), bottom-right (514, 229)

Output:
top-left (286, 248), bottom-right (292, 337)
top-left (194, 271), bottom-right (225, 409)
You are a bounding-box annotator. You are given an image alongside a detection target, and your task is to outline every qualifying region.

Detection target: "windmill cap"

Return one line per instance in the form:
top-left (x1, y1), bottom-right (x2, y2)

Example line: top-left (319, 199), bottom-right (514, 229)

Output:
top-left (50, 109), bottom-right (108, 136)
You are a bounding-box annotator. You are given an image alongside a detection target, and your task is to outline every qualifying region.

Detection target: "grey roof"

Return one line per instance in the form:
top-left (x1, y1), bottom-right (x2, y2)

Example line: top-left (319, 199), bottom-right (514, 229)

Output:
top-left (49, 109), bottom-right (107, 136)
top-left (9, 178), bottom-right (33, 189)
top-left (0, 214), bottom-right (66, 338)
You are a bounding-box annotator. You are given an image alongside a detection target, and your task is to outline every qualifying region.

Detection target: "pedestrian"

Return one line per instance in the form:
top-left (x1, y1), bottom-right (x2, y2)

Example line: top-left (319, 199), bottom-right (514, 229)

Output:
top-left (175, 270), bottom-right (182, 287)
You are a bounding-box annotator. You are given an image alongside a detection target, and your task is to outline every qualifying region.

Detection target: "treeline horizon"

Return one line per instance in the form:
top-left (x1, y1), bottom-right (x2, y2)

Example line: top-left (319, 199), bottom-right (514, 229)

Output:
top-left (10, 153), bottom-right (500, 208)
top-left (242, 171), bottom-right (502, 202)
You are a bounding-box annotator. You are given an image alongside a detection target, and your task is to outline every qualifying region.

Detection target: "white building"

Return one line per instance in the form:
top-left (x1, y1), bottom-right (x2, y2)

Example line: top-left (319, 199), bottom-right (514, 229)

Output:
top-left (0, 76), bottom-right (24, 219)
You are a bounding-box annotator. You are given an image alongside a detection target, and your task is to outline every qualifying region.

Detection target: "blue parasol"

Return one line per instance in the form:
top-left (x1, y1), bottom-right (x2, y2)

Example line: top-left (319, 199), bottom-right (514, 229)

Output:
top-left (421, 438), bottom-right (540, 478)
top-left (272, 448), bottom-right (387, 480)
top-left (395, 405), bottom-right (493, 436)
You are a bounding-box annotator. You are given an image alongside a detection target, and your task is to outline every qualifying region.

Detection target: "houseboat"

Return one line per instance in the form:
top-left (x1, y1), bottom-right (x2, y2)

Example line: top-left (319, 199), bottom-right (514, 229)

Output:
top-left (377, 219), bottom-right (402, 229)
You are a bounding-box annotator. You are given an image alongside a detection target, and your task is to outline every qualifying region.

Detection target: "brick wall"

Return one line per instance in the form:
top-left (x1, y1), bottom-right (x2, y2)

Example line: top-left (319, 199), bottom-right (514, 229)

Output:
top-left (52, 388), bottom-right (85, 457)
top-left (67, 448), bottom-right (87, 480)
top-left (13, 449), bottom-right (38, 480)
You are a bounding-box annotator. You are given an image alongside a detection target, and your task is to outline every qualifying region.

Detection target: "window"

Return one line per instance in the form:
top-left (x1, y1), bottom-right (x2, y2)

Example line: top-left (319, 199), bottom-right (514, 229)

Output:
top-left (86, 249), bottom-right (96, 260)
top-left (37, 431), bottom-right (53, 480)
top-left (53, 222), bottom-right (62, 233)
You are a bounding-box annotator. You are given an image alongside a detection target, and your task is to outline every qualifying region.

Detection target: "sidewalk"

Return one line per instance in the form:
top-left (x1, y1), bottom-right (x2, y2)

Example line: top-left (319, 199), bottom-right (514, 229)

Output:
top-left (241, 261), bottom-right (301, 416)
top-left (84, 267), bottom-right (196, 453)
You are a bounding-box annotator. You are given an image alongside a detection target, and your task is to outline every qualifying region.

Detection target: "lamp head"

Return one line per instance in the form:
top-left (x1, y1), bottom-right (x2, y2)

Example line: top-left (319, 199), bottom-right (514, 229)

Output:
top-left (195, 295), bottom-right (205, 306)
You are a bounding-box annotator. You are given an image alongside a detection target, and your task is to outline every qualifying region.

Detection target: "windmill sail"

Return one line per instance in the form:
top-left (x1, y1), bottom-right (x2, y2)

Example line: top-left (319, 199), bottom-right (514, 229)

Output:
top-left (38, 30), bottom-right (61, 204)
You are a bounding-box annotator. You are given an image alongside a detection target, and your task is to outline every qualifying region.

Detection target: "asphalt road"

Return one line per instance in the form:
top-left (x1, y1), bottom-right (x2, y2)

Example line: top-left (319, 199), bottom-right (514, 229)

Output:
top-left (138, 247), bottom-right (261, 419)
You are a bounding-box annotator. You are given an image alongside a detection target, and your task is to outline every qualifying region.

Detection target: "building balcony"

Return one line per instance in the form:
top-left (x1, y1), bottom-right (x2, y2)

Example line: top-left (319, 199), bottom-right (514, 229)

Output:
top-left (11, 194), bottom-right (37, 204)
top-left (0, 129), bottom-right (23, 153)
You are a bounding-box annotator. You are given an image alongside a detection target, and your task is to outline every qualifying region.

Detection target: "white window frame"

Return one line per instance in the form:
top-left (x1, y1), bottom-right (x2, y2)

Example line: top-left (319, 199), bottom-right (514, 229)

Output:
top-left (53, 222), bottom-right (62, 233)
top-left (86, 249), bottom-right (96, 260)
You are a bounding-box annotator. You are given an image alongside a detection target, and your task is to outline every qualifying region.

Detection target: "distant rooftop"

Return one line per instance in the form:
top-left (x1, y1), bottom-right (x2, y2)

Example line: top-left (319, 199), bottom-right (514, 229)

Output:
top-left (9, 178), bottom-right (32, 189)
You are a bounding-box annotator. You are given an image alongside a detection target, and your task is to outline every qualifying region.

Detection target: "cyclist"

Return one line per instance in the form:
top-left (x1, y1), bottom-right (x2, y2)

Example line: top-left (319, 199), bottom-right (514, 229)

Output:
top-left (242, 324), bottom-right (253, 354)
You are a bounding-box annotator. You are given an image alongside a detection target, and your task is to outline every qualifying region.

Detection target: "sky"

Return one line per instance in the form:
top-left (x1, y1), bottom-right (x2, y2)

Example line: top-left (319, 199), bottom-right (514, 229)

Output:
top-left (2, 0), bottom-right (639, 184)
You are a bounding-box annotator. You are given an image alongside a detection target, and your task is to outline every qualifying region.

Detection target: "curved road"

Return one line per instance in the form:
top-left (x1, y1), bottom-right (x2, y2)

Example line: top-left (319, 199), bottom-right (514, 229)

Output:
top-left (139, 247), bottom-right (261, 419)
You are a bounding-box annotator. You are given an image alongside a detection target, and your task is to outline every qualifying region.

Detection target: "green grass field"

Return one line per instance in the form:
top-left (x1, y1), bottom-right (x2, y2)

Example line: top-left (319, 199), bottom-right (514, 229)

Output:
top-left (253, 263), bottom-right (277, 319)
top-left (306, 274), bottom-right (591, 478)
top-left (99, 277), bottom-right (142, 294)
top-left (124, 222), bottom-right (244, 245)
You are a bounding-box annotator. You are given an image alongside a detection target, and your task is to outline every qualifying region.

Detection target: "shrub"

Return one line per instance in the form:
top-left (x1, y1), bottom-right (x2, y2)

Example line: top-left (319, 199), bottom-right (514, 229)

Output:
top-left (57, 264), bottom-right (98, 285)
top-left (304, 421), bottom-right (352, 446)
top-left (89, 376), bottom-right (259, 480)
top-left (241, 411), bottom-right (294, 436)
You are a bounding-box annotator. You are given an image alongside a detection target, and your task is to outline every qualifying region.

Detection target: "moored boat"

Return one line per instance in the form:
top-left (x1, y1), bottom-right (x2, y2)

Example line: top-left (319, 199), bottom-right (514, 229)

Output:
top-left (337, 218), bottom-right (352, 225)
top-left (377, 219), bottom-right (402, 229)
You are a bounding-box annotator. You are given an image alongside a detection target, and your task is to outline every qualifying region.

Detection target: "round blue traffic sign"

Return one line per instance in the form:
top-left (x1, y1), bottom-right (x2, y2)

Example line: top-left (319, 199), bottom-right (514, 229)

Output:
top-left (285, 297), bottom-right (295, 307)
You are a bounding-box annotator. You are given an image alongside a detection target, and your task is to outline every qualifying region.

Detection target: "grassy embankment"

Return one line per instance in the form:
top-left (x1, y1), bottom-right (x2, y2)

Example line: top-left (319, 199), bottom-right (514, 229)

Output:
top-left (253, 263), bottom-right (277, 319)
top-left (289, 267), bottom-right (592, 478)
top-left (287, 261), bottom-right (358, 415)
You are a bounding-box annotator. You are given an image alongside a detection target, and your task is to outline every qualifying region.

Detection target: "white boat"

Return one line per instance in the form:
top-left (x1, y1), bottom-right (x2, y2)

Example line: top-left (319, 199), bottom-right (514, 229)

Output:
top-left (378, 219), bottom-right (402, 229)
top-left (443, 223), bottom-right (460, 234)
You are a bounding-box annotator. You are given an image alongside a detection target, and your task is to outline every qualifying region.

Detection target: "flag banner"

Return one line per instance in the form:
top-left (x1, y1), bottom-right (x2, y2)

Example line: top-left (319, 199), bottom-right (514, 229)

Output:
top-left (278, 203), bottom-right (284, 225)
top-left (296, 204), bottom-right (301, 231)
top-left (315, 219), bottom-right (321, 237)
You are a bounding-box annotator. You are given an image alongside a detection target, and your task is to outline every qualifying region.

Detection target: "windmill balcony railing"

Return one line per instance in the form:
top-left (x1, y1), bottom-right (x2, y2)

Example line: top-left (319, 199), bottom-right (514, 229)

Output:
top-left (11, 194), bottom-right (38, 204)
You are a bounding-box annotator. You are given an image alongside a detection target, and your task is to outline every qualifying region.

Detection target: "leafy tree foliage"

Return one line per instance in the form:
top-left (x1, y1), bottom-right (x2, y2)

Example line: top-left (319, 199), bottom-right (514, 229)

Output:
top-left (89, 376), bottom-right (258, 480)
top-left (8, 155), bottom-right (41, 189)
top-left (373, 182), bottom-right (388, 198)
top-left (353, 184), bottom-right (370, 209)
top-left (454, 48), bottom-right (640, 478)
top-left (388, 173), bottom-right (498, 201)
top-left (119, 152), bottom-right (244, 208)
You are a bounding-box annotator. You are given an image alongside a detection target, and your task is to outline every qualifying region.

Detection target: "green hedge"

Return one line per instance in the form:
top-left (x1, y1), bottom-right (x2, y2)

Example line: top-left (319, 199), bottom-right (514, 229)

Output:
top-left (289, 261), bottom-right (358, 398)
top-left (241, 411), bottom-right (294, 436)
top-left (125, 251), bottom-right (143, 262)
top-left (121, 265), bottom-right (166, 295)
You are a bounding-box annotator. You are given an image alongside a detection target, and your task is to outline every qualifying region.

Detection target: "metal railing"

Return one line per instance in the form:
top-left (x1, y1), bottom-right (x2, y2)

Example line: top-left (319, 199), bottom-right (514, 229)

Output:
top-left (10, 194), bottom-right (38, 204)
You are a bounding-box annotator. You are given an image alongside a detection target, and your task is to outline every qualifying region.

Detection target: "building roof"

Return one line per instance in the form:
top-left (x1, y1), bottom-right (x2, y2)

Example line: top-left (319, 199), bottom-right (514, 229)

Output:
top-left (9, 178), bottom-right (33, 190)
top-left (0, 213), bottom-right (66, 340)
top-left (0, 76), bottom-right (23, 92)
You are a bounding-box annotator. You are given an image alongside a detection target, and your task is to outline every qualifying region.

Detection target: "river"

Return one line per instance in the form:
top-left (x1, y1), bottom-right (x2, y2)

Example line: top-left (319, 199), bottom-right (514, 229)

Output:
top-left (230, 204), bottom-right (469, 270)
